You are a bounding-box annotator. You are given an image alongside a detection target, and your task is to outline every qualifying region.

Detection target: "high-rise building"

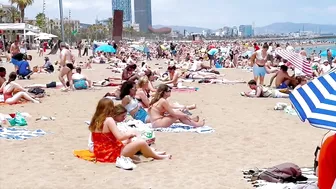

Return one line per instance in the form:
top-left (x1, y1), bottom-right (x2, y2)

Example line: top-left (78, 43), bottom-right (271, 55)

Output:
top-left (112, 0), bottom-right (132, 22)
top-left (239, 25), bottom-right (254, 37)
top-left (134, 0), bottom-right (152, 32)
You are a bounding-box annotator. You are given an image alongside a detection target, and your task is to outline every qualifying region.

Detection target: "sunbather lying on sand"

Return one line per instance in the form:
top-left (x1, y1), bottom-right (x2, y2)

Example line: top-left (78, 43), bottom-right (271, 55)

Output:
top-left (148, 84), bottom-right (205, 128)
top-left (0, 72), bottom-right (40, 104)
top-left (89, 98), bottom-right (171, 163)
top-left (242, 79), bottom-right (289, 98)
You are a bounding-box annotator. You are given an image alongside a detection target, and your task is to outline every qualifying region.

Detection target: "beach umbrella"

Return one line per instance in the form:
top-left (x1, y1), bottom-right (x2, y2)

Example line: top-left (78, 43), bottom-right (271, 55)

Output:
top-left (25, 31), bottom-right (37, 36)
top-left (320, 50), bottom-right (336, 57)
top-left (95, 45), bottom-right (116, 53)
top-left (275, 49), bottom-right (313, 76)
top-left (289, 70), bottom-right (336, 130)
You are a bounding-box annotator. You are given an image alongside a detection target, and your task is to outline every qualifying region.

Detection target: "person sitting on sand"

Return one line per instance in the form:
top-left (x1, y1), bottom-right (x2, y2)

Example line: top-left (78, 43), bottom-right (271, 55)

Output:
top-left (122, 64), bottom-right (138, 82)
top-left (89, 98), bottom-right (171, 163)
top-left (163, 65), bottom-right (185, 87)
top-left (318, 133), bottom-right (336, 189)
top-left (40, 57), bottom-right (54, 73)
top-left (72, 67), bottom-right (92, 90)
top-left (318, 60), bottom-right (331, 76)
top-left (269, 65), bottom-right (298, 89)
top-left (0, 67), bottom-right (6, 87)
top-left (120, 81), bottom-right (150, 123)
top-left (242, 79), bottom-right (289, 98)
top-left (0, 72), bottom-right (40, 104)
top-left (294, 76), bottom-right (308, 90)
top-left (16, 55), bottom-right (33, 79)
top-left (148, 84), bottom-right (205, 128)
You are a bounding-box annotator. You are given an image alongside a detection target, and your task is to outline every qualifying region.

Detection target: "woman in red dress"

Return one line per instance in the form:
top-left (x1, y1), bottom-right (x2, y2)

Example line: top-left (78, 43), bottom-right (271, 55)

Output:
top-left (88, 98), bottom-right (171, 163)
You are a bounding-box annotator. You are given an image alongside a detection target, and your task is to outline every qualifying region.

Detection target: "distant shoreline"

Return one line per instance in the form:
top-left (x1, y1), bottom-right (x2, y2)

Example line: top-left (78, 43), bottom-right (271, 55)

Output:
top-left (294, 43), bottom-right (336, 49)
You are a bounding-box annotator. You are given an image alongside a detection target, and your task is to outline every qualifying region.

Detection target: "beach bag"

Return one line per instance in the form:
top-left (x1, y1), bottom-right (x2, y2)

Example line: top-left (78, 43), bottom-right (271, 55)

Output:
top-left (28, 87), bottom-right (45, 95)
top-left (7, 112), bottom-right (27, 126)
top-left (258, 163), bottom-right (308, 183)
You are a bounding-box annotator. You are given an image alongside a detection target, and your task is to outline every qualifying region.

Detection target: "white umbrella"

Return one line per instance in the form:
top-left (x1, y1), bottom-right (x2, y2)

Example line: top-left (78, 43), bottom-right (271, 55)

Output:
top-left (25, 31), bottom-right (37, 36)
top-left (34, 35), bottom-right (51, 40)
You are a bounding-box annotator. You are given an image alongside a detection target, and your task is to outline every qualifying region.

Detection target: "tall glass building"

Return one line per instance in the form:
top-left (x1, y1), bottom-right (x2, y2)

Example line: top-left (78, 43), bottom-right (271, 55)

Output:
top-left (112, 0), bottom-right (132, 22)
top-left (134, 0), bottom-right (152, 32)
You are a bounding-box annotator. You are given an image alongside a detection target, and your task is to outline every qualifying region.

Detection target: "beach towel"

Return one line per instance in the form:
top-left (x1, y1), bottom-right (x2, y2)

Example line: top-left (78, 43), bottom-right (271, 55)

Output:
top-left (153, 124), bottom-right (215, 133)
top-left (172, 88), bottom-right (198, 92)
top-left (73, 150), bottom-right (96, 162)
top-left (243, 167), bottom-right (317, 188)
top-left (0, 127), bottom-right (47, 140)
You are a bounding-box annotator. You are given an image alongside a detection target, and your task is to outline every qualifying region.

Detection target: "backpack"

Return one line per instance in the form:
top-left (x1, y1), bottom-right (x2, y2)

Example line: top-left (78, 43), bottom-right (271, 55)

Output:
top-left (258, 163), bottom-right (308, 183)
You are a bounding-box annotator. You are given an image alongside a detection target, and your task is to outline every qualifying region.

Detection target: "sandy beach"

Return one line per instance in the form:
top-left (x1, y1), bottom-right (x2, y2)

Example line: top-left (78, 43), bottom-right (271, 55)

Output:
top-left (0, 50), bottom-right (326, 189)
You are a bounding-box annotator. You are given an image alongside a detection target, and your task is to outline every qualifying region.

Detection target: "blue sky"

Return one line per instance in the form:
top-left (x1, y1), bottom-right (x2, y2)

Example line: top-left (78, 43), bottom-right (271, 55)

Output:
top-left (1, 0), bottom-right (335, 28)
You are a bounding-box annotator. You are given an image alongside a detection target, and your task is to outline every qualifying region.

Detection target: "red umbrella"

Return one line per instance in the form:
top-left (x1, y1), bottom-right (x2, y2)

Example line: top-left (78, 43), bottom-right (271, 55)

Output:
top-left (275, 49), bottom-right (313, 76)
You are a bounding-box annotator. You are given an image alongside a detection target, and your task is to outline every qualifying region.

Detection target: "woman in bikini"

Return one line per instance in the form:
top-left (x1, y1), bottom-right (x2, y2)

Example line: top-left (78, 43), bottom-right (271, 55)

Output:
top-left (250, 43), bottom-right (277, 85)
top-left (120, 81), bottom-right (150, 123)
top-left (135, 76), bottom-right (197, 111)
top-left (89, 98), bottom-right (171, 163)
top-left (58, 42), bottom-right (75, 91)
top-left (148, 84), bottom-right (205, 128)
top-left (0, 72), bottom-right (40, 104)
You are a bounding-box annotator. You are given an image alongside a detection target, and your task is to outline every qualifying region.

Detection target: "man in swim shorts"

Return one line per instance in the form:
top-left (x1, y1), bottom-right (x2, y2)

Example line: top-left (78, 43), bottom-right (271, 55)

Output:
top-left (275, 65), bottom-right (297, 89)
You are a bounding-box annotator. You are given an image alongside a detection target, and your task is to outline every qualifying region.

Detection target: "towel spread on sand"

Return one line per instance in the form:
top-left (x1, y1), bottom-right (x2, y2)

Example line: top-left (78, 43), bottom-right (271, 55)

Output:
top-left (153, 124), bottom-right (215, 133)
top-left (0, 127), bottom-right (47, 140)
top-left (73, 150), bottom-right (96, 162)
top-left (85, 120), bottom-right (214, 134)
top-left (243, 167), bottom-right (317, 189)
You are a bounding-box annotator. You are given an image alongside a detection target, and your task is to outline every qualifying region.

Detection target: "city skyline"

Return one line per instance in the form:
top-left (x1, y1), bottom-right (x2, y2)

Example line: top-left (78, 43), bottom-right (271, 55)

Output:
top-left (0, 0), bottom-right (335, 28)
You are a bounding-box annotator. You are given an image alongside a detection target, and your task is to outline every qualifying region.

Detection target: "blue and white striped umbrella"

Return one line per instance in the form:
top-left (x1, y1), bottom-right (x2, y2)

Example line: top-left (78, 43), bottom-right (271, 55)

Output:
top-left (289, 70), bottom-right (336, 130)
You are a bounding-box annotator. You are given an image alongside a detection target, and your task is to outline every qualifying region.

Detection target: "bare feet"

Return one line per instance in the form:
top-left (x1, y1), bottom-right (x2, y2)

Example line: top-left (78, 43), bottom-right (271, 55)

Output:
top-left (196, 119), bottom-right (205, 127)
top-left (156, 154), bottom-right (172, 160)
top-left (191, 116), bottom-right (199, 122)
top-left (187, 104), bottom-right (197, 110)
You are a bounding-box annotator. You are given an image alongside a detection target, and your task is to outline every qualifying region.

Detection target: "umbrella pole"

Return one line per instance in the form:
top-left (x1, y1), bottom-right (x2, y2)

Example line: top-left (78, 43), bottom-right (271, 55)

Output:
top-left (59, 0), bottom-right (65, 41)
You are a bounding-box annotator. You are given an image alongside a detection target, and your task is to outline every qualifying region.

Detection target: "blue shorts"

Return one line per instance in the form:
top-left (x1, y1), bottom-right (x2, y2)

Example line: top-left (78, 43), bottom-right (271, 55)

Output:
top-left (253, 64), bottom-right (266, 77)
top-left (134, 108), bottom-right (148, 123)
top-left (74, 79), bottom-right (88, 90)
top-left (277, 82), bottom-right (288, 89)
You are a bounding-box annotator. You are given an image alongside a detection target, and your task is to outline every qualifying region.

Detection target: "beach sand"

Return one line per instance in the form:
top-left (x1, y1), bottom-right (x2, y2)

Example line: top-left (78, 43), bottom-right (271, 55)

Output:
top-left (0, 50), bottom-right (325, 189)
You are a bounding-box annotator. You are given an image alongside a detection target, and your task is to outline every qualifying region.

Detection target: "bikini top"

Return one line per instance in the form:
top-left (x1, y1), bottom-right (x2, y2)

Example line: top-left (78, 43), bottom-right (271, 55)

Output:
top-left (256, 50), bottom-right (268, 61)
top-left (124, 97), bottom-right (138, 112)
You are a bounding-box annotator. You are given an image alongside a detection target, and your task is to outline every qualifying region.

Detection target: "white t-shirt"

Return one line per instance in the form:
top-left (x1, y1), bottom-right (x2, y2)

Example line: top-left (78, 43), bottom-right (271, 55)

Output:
top-left (320, 64), bottom-right (331, 74)
top-left (286, 46), bottom-right (294, 51)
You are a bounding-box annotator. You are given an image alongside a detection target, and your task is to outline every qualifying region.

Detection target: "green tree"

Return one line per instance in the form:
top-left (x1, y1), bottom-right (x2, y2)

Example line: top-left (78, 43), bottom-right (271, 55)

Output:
top-left (9, 0), bottom-right (34, 22)
top-left (35, 12), bottom-right (46, 31)
top-left (7, 6), bottom-right (20, 23)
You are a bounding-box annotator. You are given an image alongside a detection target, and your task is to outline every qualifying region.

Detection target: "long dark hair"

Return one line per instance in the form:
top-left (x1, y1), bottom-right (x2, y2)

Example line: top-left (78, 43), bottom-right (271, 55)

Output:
top-left (119, 81), bottom-right (135, 99)
top-left (6, 72), bottom-right (17, 85)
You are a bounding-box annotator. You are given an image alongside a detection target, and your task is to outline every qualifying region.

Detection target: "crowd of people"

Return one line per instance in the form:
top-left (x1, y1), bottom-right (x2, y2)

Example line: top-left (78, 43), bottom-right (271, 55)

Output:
top-left (0, 37), bottom-right (335, 188)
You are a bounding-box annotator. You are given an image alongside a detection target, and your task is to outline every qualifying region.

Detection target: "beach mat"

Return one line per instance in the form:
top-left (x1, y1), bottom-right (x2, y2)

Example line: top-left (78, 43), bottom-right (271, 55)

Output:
top-left (0, 127), bottom-right (47, 140)
top-left (242, 167), bottom-right (317, 188)
top-left (154, 124), bottom-right (214, 133)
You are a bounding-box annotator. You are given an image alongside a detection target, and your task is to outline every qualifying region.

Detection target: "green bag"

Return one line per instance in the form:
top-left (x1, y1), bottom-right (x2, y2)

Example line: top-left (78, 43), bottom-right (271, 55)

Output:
top-left (7, 112), bottom-right (27, 126)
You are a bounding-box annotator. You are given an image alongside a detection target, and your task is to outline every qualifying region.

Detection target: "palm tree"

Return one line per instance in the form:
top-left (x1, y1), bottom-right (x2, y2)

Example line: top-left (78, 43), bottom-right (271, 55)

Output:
top-left (9, 0), bottom-right (34, 23)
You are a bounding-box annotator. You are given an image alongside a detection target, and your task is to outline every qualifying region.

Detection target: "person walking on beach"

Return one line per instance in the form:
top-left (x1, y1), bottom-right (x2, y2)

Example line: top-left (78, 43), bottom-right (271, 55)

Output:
top-left (82, 41), bottom-right (89, 56)
top-left (58, 42), bottom-right (74, 91)
top-left (327, 49), bottom-right (333, 66)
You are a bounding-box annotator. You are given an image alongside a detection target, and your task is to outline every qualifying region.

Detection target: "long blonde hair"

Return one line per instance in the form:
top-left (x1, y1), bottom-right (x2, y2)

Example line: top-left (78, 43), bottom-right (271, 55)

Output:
top-left (138, 76), bottom-right (149, 88)
top-left (149, 84), bottom-right (171, 106)
top-left (89, 98), bottom-right (115, 132)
